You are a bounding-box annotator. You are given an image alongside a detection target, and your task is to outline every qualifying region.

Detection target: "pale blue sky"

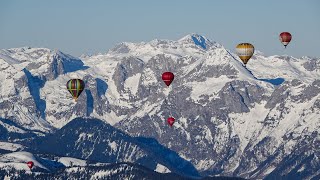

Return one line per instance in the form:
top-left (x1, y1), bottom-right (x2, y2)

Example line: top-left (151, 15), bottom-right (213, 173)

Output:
top-left (0, 0), bottom-right (319, 57)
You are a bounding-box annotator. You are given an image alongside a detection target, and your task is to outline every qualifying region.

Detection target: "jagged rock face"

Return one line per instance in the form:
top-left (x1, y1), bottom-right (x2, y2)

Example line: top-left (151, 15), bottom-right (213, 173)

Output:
top-left (302, 57), bottom-right (320, 71)
top-left (0, 34), bottom-right (319, 179)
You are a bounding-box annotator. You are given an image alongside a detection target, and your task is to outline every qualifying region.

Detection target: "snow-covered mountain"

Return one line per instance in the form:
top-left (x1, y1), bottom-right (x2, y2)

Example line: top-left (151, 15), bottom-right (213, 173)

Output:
top-left (31, 118), bottom-right (199, 177)
top-left (1, 162), bottom-right (241, 180)
top-left (0, 151), bottom-right (188, 180)
top-left (0, 34), bottom-right (319, 179)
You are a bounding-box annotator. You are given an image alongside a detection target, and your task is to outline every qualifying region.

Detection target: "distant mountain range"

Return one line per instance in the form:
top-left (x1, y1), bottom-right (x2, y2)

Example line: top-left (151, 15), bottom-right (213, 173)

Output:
top-left (0, 34), bottom-right (319, 179)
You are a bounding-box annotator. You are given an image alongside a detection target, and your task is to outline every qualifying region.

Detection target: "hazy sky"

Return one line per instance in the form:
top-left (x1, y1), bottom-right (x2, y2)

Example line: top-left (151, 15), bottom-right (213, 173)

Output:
top-left (0, 0), bottom-right (319, 57)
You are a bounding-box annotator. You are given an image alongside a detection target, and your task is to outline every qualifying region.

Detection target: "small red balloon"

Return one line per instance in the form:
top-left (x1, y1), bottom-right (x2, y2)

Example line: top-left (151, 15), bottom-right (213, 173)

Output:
top-left (167, 117), bottom-right (175, 127)
top-left (27, 161), bottom-right (34, 169)
top-left (279, 32), bottom-right (292, 48)
top-left (162, 72), bottom-right (174, 86)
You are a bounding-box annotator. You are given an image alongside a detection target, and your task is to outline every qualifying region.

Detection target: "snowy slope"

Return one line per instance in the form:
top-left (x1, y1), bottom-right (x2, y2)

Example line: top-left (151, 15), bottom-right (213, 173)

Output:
top-left (57, 157), bottom-right (87, 167)
top-left (0, 142), bottom-right (24, 152)
top-left (0, 47), bottom-right (90, 132)
top-left (248, 52), bottom-right (319, 83)
top-left (0, 163), bottom-right (191, 180)
top-left (0, 151), bottom-right (48, 171)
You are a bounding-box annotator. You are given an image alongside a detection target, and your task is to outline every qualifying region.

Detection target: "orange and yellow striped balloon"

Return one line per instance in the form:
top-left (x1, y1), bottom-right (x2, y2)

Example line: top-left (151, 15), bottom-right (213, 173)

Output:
top-left (236, 43), bottom-right (254, 65)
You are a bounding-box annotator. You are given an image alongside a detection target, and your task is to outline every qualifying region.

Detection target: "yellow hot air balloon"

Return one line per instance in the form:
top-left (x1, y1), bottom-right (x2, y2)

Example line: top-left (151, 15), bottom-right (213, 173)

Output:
top-left (236, 43), bottom-right (254, 65)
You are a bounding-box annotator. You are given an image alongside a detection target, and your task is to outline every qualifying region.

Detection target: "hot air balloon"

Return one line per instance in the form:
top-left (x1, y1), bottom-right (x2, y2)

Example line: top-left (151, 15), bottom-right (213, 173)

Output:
top-left (66, 79), bottom-right (85, 101)
top-left (27, 161), bottom-right (34, 169)
top-left (162, 72), bottom-right (174, 86)
top-left (279, 32), bottom-right (292, 48)
top-left (167, 117), bottom-right (175, 127)
top-left (236, 43), bottom-right (255, 65)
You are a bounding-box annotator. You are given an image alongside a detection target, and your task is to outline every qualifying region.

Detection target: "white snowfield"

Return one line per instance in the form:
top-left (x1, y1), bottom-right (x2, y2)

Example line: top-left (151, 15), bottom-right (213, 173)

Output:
top-left (0, 151), bottom-right (48, 171)
top-left (0, 152), bottom-right (91, 171)
top-left (57, 157), bottom-right (87, 167)
top-left (248, 53), bottom-right (319, 83)
top-left (0, 142), bottom-right (25, 151)
top-left (155, 163), bottom-right (171, 173)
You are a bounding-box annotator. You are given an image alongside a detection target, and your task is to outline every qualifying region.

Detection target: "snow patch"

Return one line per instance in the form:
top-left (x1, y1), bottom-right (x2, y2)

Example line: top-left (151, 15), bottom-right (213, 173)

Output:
top-left (196, 159), bottom-right (215, 170)
top-left (124, 73), bottom-right (141, 95)
top-left (0, 142), bottom-right (24, 151)
top-left (297, 165), bottom-right (305, 172)
top-left (90, 170), bottom-right (112, 180)
top-left (109, 141), bottom-right (118, 152)
top-left (188, 75), bottom-right (232, 102)
top-left (229, 102), bottom-right (270, 153)
top-left (155, 163), bottom-right (171, 173)
top-left (142, 68), bottom-right (158, 86)
top-left (58, 157), bottom-right (87, 167)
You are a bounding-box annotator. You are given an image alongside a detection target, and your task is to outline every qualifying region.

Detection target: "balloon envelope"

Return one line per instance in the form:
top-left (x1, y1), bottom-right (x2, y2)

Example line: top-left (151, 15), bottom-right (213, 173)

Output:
top-left (66, 79), bottom-right (85, 101)
top-left (162, 72), bottom-right (174, 86)
top-left (279, 32), bottom-right (292, 47)
top-left (236, 43), bottom-right (254, 65)
top-left (27, 161), bottom-right (34, 169)
top-left (167, 117), bottom-right (175, 127)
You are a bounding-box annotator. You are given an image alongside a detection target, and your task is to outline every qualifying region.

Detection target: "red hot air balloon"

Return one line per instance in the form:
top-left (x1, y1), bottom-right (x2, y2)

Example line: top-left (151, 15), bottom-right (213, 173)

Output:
top-left (167, 117), bottom-right (175, 127)
top-left (27, 161), bottom-right (34, 169)
top-left (162, 72), bottom-right (174, 86)
top-left (279, 32), bottom-right (292, 48)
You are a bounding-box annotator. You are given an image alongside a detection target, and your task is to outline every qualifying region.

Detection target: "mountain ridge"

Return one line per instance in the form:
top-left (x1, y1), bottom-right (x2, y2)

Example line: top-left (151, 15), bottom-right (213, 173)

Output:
top-left (0, 34), bottom-right (319, 179)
